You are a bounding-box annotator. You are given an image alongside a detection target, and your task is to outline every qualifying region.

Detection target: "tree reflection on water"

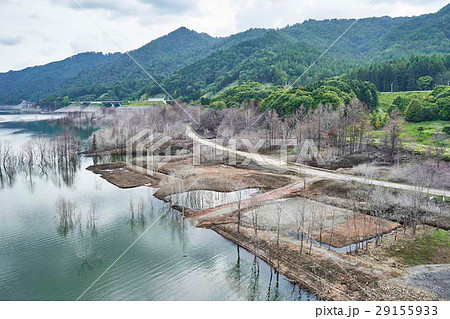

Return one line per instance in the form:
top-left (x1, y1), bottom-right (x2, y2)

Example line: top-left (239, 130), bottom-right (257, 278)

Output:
top-left (247, 256), bottom-right (260, 300)
top-left (0, 135), bottom-right (82, 191)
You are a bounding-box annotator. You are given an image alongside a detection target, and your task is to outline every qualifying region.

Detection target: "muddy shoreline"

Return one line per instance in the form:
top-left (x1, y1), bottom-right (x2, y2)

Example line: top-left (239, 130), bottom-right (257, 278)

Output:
top-left (209, 224), bottom-right (435, 300)
top-left (86, 160), bottom-right (446, 301)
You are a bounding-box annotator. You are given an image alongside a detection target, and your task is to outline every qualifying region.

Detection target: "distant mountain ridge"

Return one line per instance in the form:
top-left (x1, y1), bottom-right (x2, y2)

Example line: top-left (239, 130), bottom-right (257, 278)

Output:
top-left (0, 4), bottom-right (449, 104)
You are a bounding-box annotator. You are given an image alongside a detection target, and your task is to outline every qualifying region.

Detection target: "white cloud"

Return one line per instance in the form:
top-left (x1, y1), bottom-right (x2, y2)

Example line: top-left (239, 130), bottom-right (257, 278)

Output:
top-left (0, 36), bottom-right (23, 46)
top-left (0, 0), bottom-right (447, 72)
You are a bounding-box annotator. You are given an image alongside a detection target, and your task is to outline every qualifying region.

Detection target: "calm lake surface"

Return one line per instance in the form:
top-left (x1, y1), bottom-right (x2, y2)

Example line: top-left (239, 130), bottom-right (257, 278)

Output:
top-left (0, 114), bottom-right (317, 301)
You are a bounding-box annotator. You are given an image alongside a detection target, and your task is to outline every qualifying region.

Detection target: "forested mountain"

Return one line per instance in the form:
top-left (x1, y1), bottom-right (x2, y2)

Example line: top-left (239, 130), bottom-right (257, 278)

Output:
top-left (143, 4), bottom-right (450, 100)
top-left (144, 31), bottom-right (328, 99)
top-left (58, 27), bottom-right (218, 102)
top-left (0, 52), bottom-right (120, 104)
top-left (281, 16), bottom-right (411, 58)
top-left (64, 27), bottom-right (268, 101)
top-left (366, 4), bottom-right (450, 60)
top-left (0, 4), bottom-right (449, 104)
top-left (0, 27), bottom-right (265, 104)
top-left (0, 27), bottom-right (221, 103)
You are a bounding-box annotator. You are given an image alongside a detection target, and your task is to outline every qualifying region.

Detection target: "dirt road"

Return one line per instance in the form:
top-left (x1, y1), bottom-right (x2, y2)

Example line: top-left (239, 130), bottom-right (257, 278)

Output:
top-left (187, 126), bottom-right (450, 197)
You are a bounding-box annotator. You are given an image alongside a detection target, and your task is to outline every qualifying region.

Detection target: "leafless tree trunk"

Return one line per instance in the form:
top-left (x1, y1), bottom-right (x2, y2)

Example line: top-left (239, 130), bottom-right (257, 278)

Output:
top-left (329, 210), bottom-right (335, 250)
top-left (251, 208), bottom-right (259, 238)
top-left (276, 206), bottom-right (282, 247)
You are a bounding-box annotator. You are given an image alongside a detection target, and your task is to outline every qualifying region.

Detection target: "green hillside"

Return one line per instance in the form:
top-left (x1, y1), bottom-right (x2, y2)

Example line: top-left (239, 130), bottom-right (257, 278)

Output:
top-left (0, 4), bottom-right (449, 104)
top-left (143, 5), bottom-right (450, 100)
top-left (0, 52), bottom-right (120, 104)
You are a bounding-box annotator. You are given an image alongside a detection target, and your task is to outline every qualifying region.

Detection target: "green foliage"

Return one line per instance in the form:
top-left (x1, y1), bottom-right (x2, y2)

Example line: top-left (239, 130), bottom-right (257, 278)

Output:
top-left (402, 121), bottom-right (450, 146)
top-left (207, 77), bottom-right (375, 117)
top-left (380, 87), bottom-right (450, 122)
top-left (258, 77), bottom-right (375, 116)
top-left (439, 96), bottom-right (450, 120)
top-left (369, 121), bottom-right (450, 157)
top-left (405, 99), bottom-right (423, 122)
top-left (210, 81), bottom-right (274, 107)
top-left (379, 91), bottom-right (427, 113)
top-left (259, 86), bottom-right (314, 116)
top-left (0, 27), bottom-right (264, 104)
top-left (393, 96), bottom-right (402, 106)
top-left (417, 76), bottom-right (433, 90)
top-left (308, 77), bottom-right (378, 110)
top-left (62, 96), bottom-right (70, 106)
top-left (0, 52), bottom-right (120, 104)
top-left (370, 109), bottom-right (388, 129)
top-left (431, 85), bottom-right (450, 98)
top-left (209, 101), bottom-right (227, 109)
top-left (145, 31), bottom-right (327, 100)
top-left (443, 126), bottom-right (450, 135)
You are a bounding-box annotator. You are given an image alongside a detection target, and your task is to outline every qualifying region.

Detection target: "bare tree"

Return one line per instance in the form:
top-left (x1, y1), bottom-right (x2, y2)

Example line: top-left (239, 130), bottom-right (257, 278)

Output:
top-left (329, 210), bottom-right (335, 250)
top-left (382, 110), bottom-right (404, 163)
top-left (235, 187), bottom-right (245, 234)
top-left (275, 205), bottom-right (282, 247)
top-left (308, 206), bottom-right (316, 255)
top-left (251, 207), bottom-right (259, 238)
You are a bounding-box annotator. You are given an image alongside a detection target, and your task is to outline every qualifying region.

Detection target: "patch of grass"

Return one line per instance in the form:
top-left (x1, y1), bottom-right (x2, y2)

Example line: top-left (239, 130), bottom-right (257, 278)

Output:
top-left (400, 122), bottom-right (450, 158)
top-left (123, 101), bottom-right (167, 107)
top-left (391, 229), bottom-right (450, 266)
top-left (367, 120), bottom-right (450, 157)
top-left (378, 91), bottom-right (430, 111)
top-left (401, 121), bottom-right (449, 145)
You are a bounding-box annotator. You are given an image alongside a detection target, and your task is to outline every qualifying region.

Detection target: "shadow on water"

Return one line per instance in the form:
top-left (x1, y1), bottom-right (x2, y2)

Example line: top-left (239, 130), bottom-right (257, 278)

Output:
top-left (92, 154), bottom-right (126, 166)
top-left (86, 203), bottom-right (98, 237)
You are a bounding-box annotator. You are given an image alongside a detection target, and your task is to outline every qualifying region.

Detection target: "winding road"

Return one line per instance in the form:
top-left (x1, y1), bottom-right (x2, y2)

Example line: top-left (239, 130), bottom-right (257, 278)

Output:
top-left (186, 126), bottom-right (450, 197)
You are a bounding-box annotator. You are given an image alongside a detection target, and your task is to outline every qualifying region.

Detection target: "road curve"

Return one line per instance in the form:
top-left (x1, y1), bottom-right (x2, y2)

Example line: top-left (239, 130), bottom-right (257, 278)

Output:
top-left (186, 126), bottom-right (450, 197)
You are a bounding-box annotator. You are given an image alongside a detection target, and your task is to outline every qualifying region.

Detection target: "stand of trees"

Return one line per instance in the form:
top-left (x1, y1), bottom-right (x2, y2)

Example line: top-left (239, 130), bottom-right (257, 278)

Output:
top-left (390, 86), bottom-right (450, 122)
top-left (348, 54), bottom-right (450, 92)
top-left (204, 77), bottom-right (377, 117)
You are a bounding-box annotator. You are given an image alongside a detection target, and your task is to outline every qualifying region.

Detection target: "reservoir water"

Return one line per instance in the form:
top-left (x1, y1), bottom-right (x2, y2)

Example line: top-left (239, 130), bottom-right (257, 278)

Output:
top-left (0, 114), bottom-right (317, 301)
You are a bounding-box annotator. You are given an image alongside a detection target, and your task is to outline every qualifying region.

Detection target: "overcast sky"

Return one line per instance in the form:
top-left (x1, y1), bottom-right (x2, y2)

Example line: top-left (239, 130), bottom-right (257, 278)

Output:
top-left (0, 0), bottom-right (448, 72)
